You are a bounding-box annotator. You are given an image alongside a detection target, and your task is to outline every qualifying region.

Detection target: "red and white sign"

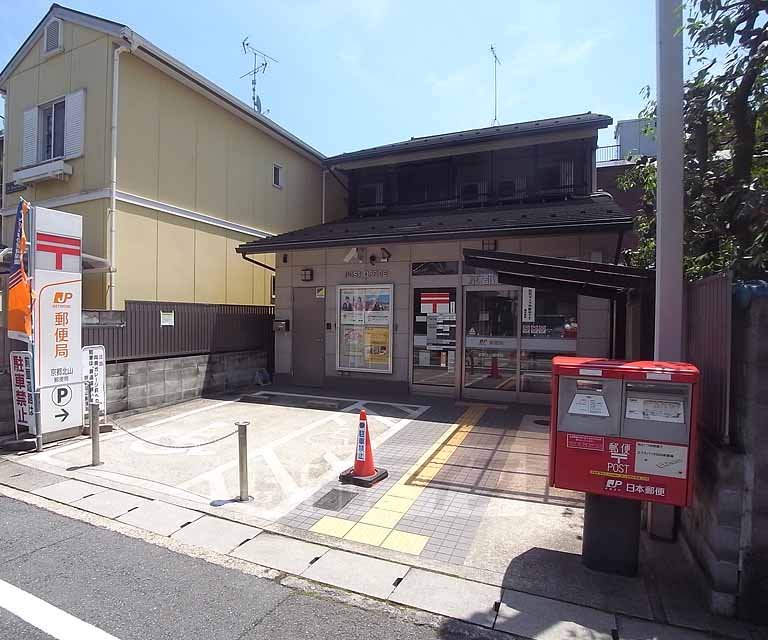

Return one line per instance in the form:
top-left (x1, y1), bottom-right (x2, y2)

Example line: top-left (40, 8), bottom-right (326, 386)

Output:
top-left (552, 433), bottom-right (688, 505)
top-left (9, 350), bottom-right (36, 435)
top-left (31, 207), bottom-right (83, 436)
top-left (420, 292), bottom-right (451, 313)
top-left (549, 357), bottom-right (700, 507)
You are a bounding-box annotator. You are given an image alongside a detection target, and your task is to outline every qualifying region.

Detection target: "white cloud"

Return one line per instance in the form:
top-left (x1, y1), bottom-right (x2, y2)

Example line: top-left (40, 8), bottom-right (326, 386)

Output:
top-left (502, 38), bottom-right (596, 78)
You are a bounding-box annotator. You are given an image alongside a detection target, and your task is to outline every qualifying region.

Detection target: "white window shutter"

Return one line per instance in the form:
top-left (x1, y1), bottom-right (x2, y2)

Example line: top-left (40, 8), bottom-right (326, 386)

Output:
top-left (22, 106), bottom-right (38, 167)
top-left (63, 88), bottom-right (85, 159)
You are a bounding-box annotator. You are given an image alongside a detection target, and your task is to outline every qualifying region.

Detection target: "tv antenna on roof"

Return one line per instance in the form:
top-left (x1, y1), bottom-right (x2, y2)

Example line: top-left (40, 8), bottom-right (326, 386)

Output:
top-left (490, 44), bottom-right (501, 126)
top-left (241, 37), bottom-right (278, 114)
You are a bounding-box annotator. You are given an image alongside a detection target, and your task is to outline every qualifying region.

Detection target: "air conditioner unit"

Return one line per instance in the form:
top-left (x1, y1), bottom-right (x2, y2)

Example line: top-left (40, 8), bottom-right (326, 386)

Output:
top-left (42, 19), bottom-right (63, 56)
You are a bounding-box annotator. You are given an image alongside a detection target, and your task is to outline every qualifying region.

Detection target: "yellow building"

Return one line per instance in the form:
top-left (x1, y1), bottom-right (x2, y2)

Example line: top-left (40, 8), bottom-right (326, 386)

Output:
top-left (0, 4), bottom-right (343, 309)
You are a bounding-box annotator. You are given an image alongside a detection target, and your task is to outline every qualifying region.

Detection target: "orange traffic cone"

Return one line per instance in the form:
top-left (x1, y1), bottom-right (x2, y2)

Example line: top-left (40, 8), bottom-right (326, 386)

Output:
top-left (339, 409), bottom-right (389, 488)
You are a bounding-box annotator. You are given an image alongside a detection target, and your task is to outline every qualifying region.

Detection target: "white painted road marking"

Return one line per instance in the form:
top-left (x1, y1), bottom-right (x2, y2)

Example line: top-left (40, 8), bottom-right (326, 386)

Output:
top-left (0, 578), bottom-right (122, 640)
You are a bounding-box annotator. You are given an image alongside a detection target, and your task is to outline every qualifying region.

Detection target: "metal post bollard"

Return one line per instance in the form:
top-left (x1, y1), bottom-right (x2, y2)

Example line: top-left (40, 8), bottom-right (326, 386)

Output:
top-left (90, 401), bottom-right (102, 467)
top-left (236, 421), bottom-right (250, 501)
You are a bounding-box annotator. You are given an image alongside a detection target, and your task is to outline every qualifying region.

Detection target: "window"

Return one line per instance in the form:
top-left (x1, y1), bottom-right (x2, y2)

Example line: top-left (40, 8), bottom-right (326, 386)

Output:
top-left (39, 99), bottom-right (66, 161)
top-left (272, 164), bottom-right (283, 188)
top-left (20, 89), bottom-right (85, 169)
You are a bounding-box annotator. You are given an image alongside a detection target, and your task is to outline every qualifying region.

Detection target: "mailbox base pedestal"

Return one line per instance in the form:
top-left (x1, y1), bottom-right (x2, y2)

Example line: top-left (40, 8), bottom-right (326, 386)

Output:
top-left (582, 493), bottom-right (641, 577)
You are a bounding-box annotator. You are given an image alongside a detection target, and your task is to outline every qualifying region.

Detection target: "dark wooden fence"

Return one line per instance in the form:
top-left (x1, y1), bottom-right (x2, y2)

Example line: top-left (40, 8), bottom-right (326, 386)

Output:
top-left (1, 301), bottom-right (274, 370)
top-left (684, 272), bottom-right (732, 445)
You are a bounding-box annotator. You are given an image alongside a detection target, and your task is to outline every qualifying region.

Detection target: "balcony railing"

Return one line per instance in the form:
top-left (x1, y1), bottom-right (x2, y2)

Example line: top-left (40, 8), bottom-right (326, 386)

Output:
top-left (596, 145), bottom-right (622, 163)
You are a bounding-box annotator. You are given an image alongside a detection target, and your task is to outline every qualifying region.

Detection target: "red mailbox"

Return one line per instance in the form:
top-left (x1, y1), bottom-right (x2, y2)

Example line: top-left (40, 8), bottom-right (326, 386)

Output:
top-left (549, 357), bottom-right (699, 507)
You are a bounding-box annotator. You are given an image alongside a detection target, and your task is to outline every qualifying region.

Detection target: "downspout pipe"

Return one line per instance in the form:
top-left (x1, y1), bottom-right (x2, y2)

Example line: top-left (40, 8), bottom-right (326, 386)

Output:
top-left (1, 92), bottom-right (7, 213)
top-left (109, 34), bottom-right (133, 309)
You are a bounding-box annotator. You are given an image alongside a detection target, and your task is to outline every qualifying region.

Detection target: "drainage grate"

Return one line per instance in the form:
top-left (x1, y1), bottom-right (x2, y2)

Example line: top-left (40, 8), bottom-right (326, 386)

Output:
top-left (533, 419), bottom-right (550, 427)
top-left (313, 489), bottom-right (358, 511)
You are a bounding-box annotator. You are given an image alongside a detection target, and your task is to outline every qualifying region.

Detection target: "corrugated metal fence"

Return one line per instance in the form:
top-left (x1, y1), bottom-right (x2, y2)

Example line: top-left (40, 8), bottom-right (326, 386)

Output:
top-left (1, 301), bottom-right (274, 370)
top-left (684, 272), bottom-right (732, 444)
top-left (83, 301), bottom-right (275, 366)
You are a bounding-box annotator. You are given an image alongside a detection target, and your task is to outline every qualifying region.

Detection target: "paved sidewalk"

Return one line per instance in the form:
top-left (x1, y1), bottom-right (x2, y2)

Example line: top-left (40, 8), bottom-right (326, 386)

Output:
top-left (1, 458), bottom-right (763, 640)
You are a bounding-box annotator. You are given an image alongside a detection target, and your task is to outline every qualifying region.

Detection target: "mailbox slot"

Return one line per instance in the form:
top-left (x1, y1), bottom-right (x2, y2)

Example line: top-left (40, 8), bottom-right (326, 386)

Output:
top-left (556, 376), bottom-right (622, 436)
top-left (621, 381), bottom-right (691, 444)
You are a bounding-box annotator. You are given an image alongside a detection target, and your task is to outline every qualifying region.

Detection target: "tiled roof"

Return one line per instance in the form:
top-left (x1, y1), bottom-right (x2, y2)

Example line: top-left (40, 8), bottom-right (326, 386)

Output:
top-left (324, 113), bottom-right (612, 166)
top-left (237, 195), bottom-right (631, 254)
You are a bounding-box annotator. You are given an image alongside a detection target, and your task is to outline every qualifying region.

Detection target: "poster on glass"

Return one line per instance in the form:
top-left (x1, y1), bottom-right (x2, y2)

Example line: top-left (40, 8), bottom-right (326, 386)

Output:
top-left (337, 285), bottom-right (393, 373)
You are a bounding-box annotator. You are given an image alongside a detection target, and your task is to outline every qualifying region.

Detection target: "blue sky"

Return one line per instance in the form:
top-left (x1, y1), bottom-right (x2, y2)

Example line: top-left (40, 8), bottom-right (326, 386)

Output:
top-left (0, 0), bottom-right (657, 155)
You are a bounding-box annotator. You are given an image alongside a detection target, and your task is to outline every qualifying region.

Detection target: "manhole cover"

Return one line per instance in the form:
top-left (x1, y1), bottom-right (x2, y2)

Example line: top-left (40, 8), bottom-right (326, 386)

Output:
top-left (534, 419), bottom-right (549, 426)
top-left (313, 489), bottom-right (358, 511)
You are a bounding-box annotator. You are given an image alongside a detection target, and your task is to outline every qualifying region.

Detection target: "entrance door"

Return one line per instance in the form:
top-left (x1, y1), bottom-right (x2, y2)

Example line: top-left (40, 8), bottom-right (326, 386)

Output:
top-left (462, 288), bottom-right (520, 401)
top-left (292, 287), bottom-right (325, 386)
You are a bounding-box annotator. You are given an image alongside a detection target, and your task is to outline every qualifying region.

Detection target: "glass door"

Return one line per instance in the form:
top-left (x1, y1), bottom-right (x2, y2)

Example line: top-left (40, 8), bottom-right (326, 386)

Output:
top-left (462, 288), bottom-right (520, 401)
top-left (412, 288), bottom-right (457, 388)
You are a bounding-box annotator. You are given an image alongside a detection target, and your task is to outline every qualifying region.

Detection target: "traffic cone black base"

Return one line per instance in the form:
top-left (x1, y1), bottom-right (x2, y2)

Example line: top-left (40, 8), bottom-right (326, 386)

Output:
top-left (339, 467), bottom-right (389, 488)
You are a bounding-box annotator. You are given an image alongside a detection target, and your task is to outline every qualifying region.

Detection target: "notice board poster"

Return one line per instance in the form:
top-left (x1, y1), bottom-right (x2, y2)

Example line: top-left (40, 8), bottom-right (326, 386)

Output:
top-left (337, 285), bottom-right (393, 373)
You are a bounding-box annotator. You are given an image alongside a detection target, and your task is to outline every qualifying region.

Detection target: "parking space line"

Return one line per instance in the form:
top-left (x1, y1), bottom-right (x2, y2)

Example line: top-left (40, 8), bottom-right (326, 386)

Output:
top-left (28, 400), bottom-right (239, 467)
top-left (0, 578), bottom-right (122, 640)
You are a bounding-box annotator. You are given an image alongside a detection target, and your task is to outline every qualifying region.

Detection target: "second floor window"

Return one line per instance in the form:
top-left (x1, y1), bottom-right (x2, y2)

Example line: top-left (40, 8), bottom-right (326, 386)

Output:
top-left (39, 99), bottom-right (65, 161)
top-left (273, 163), bottom-right (283, 188)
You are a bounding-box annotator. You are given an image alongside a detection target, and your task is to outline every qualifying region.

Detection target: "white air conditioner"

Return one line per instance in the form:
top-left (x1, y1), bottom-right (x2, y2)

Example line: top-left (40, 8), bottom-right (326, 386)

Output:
top-left (13, 159), bottom-right (72, 185)
top-left (42, 19), bottom-right (63, 56)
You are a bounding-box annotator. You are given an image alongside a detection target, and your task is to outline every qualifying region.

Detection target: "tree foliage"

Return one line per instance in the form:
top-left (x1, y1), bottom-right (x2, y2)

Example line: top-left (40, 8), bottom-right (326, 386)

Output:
top-left (620, 0), bottom-right (768, 280)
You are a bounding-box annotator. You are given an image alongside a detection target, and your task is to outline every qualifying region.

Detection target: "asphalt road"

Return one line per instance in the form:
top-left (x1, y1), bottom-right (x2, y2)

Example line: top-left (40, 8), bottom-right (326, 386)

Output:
top-left (0, 496), bottom-right (494, 640)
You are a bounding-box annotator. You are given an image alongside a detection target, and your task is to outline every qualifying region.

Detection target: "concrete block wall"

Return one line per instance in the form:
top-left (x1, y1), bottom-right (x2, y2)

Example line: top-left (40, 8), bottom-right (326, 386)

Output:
top-left (105, 350), bottom-right (268, 416)
top-left (682, 295), bottom-right (768, 623)
top-left (681, 439), bottom-right (747, 615)
top-left (729, 296), bottom-right (768, 622)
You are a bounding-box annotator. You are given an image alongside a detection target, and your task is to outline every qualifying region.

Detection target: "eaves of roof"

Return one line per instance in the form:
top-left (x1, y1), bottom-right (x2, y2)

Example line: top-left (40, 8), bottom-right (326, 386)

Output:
top-left (0, 4), bottom-right (324, 163)
top-left (237, 197), bottom-right (632, 254)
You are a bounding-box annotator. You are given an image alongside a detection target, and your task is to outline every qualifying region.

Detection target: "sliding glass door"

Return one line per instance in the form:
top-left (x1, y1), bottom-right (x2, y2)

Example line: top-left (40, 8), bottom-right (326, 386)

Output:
top-left (462, 288), bottom-right (519, 401)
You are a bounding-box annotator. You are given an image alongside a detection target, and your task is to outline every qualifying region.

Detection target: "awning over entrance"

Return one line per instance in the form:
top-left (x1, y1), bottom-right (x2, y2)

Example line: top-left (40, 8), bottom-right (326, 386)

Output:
top-left (462, 249), bottom-right (654, 300)
top-left (463, 249), bottom-right (655, 360)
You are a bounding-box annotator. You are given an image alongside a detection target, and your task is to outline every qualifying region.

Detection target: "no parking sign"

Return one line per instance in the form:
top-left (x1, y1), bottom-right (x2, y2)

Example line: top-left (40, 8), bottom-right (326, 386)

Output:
top-left (82, 345), bottom-right (107, 421)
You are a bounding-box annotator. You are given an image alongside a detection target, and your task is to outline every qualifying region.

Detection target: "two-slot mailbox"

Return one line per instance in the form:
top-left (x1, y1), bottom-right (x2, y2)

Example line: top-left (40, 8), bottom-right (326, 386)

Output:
top-left (549, 357), bottom-right (699, 506)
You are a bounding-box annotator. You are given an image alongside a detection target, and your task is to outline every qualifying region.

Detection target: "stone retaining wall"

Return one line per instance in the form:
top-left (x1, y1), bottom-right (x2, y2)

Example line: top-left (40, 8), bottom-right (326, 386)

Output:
top-left (0, 349), bottom-right (269, 437)
top-left (106, 350), bottom-right (269, 416)
top-left (682, 294), bottom-right (768, 623)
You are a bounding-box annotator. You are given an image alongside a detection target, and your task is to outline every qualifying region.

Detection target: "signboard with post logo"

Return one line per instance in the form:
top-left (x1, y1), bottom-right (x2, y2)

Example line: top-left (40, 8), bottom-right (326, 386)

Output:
top-left (31, 207), bottom-right (84, 437)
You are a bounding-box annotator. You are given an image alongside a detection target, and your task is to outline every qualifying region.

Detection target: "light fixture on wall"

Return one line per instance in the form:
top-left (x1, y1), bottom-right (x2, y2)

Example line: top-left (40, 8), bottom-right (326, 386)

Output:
top-left (300, 268), bottom-right (314, 282)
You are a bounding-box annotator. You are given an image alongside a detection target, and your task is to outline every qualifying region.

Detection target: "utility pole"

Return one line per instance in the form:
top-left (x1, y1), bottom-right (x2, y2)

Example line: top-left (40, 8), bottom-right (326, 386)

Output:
top-left (651, 0), bottom-right (685, 540)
